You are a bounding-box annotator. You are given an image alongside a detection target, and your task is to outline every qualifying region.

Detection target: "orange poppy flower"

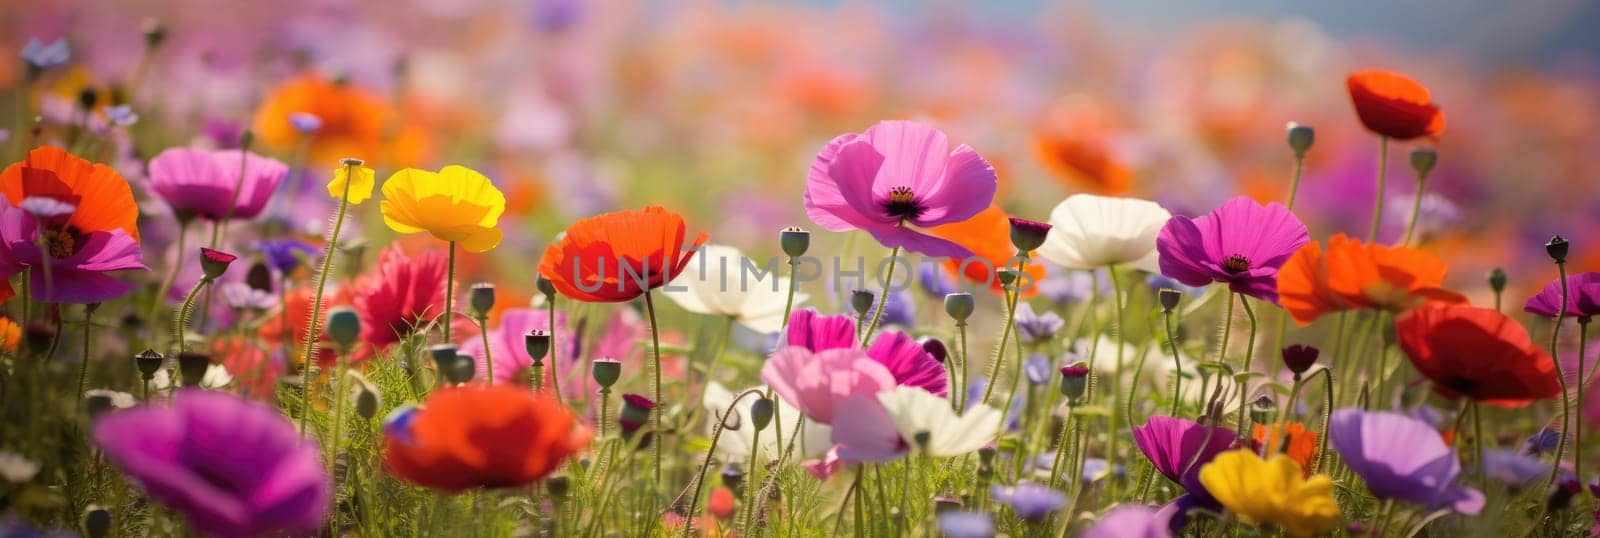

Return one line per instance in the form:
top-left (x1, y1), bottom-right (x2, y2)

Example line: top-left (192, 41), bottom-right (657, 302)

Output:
top-left (252, 74), bottom-right (431, 167)
top-left (537, 206), bottom-right (708, 303)
top-left (1276, 234), bottom-right (1465, 325)
top-left (1347, 69), bottom-right (1445, 140)
top-left (1032, 96), bottom-right (1133, 195)
top-left (1253, 422), bottom-right (1318, 474)
top-left (0, 146), bottom-right (140, 242)
top-left (0, 316), bottom-right (18, 352)
top-left (926, 205), bottom-right (1046, 297)
top-left (1397, 303), bottom-right (1560, 408)
top-left (383, 384), bottom-right (589, 492)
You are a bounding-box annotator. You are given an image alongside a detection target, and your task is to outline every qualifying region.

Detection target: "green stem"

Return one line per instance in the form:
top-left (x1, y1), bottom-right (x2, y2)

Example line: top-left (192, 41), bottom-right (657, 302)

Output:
top-left (443, 241), bottom-right (456, 344)
top-left (1368, 136), bottom-right (1389, 243)
top-left (1109, 265), bottom-right (1126, 466)
top-left (299, 161), bottom-right (356, 436)
top-left (477, 314), bottom-right (493, 383)
top-left (1578, 317), bottom-right (1590, 488)
top-left (860, 246), bottom-right (901, 347)
top-left (1048, 407), bottom-right (1074, 487)
top-left (172, 278), bottom-right (211, 355)
top-left (1401, 169), bottom-right (1429, 247)
top-left (781, 258), bottom-right (800, 330)
top-left (956, 322), bottom-right (969, 413)
top-left (1164, 308), bottom-right (1182, 417)
top-left (148, 220), bottom-right (189, 322)
top-left (1546, 261), bottom-right (1572, 487)
top-left (76, 303), bottom-right (97, 398)
top-left (548, 294), bottom-right (562, 403)
top-left (643, 289), bottom-right (664, 489)
top-left (980, 256), bottom-right (1027, 405)
top-left (1287, 155), bottom-right (1305, 210)
top-left (1234, 295), bottom-right (1258, 438)
top-left (684, 389), bottom-right (761, 536)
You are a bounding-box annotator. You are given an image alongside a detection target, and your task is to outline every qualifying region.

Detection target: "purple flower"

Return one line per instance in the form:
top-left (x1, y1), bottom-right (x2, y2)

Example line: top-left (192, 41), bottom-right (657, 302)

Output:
top-left (1480, 448), bottom-right (1549, 488)
top-left (1084, 505), bottom-right (1173, 538)
top-left (104, 105), bottom-right (138, 127)
top-left (805, 120), bottom-right (998, 258)
top-left (917, 263), bottom-right (960, 298)
top-left (1155, 196), bottom-right (1309, 303)
top-left (21, 38), bottom-right (70, 70)
top-left (287, 112), bottom-right (323, 134)
top-left (91, 390), bottom-right (331, 536)
top-left (784, 308), bottom-right (946, 396)
top-left (1329, 408), bottom-right (1484, 514)
top-left (874, 288), bottom-right (917, 329)
top-left (1524, 272), bottom-right (1600, 319)
top-left (1024, 354), bottom-right (1052, 385)
top-left (937, 511), bottom-right (995, 538)
top-left (256, 238), bottom-right (319, 275)
top-left (0, 197), bottom-right (147, 304)
top-left (1037, 264), bottom-right (1106, 306)
top-left (1130, 416), bottom-right (1234, 508)
top-left (990, 483), bottom-right (1067, 521)
top-left (1525, 427), bottom-right (1561, 456)
top-left (148, 148), bottom-right (288, 222)
top-left (1014, 302), bottom-right (1063, 344)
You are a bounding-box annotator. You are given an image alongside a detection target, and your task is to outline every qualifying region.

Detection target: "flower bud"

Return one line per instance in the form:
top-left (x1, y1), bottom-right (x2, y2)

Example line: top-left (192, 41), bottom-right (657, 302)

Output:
top-left (1547, 235), bottom-right (1570, 264)
top-left (592, 357), bottom-right (621, 388)
top-left (780, 226), bottom-right (811, 258)
top-left (721, 463), bottom-right (745, 490)
top-left (245, 261), bottom-right (273, 292)
top-left (135, 349), bottom-right (164, 380)
top-left (176, 352), bottom-right (212, 387)
top-left (83, 506), bottom-right (112, 538)
top-left (1548, 478), bottom-right (1581, 512)
top-left (1058, 363), bottom-right (1090, 403)
top-left (24, 323), bottom-right (54, 357)
top-left (1487, 267), bottom-right (1508, 293)
top-left (750, 397), bottom-right (774, 431)
top-left (536, 274), bottom-right (556, 298)
top-left (85, 392), bottom-right (115, 418)
top-left (1409, 148), bottom-right (1437, 177)
top-left (546, 475), bottom-right (571, 498)
top-left (469, 282), bottom-right (495, 316)
top-left (944, 293), bottom-right (975, 322)
top-left (1281, 344), bottom-right (1319, 377)
top-left (1286, 122), bottom-right (1315, 158)
top-left (1007, 217), bottom-right (1052, 253)
top-left (920, 337), bottom-right (948, 363)
top-left (619, 393), bottom-right (657, 443)
top-left (1158, 288), bottom-right (1182, 313)
top-left (429, 344), bottom-right (459, 380)
top-left (1249, 396), bottom-right (1277, 425)
top-left (354, 381), bottom-right (381, 420)
top-left (325, 307), bottom-right (361, 349)
top-left (850, 290), bottom-right (876, 316)
top-left (525, 330), bottom-right (551, 364)
top-left (141, 18), bottom-right (168, 48)
top-left (198, 248), bottom-right (237, 280)
top-left (444, 354), bottom-right (476, 384)
top-left (997, 269), bottom-right (1018, 287)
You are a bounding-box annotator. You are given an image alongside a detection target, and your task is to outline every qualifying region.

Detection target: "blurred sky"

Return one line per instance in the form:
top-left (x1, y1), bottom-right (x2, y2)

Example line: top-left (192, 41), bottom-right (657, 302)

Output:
top-left (812, 0), bottom-right (1600, 68)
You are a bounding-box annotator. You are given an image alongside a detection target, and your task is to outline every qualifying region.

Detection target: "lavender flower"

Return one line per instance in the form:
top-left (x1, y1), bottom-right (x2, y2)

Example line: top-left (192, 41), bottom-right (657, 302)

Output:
top-left (1014, 302), bottom-right (1064, 344)
top-left (21, 38), bottom-right (70, 70)
top-left (288, 112), bottom-right (323, 134)
top-left (1084, 505), bottom-right (1173, 538)
top-left (990, 483), bottom-right (1067, 521)
top-left (937, 511), bottom-right (995, 538)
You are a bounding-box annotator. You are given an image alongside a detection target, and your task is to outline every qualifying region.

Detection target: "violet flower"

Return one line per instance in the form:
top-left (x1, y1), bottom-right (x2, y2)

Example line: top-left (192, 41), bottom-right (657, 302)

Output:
top-left (937, 511), bottom-right (995, 538)
top-left (1524, 272), bottom-right (1600, 319)
top-left (804, 120), bottom-right (998, 258)
top-left (1155, 196), bottom-right (1309, 303)
top-left (990, 483), bottom-right (1066, 521)
top-left (91, 390), bottom-right (330, 536)
top-left (1329, 408), bottom-right (1484, 514)
top-left (21, 38), bottom-right (70, 70)
top-left (1014, 302), bottom-right (1064, 344)
top-left (1480, 448), bottom-right (1550, 489)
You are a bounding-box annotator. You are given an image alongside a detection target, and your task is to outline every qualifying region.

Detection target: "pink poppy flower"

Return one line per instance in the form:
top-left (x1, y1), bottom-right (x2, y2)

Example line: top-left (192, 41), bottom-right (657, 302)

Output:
top-left (147, 148), bottom-right (287, 221)
top-left (1155, 196), bottom-right (1308, 303)
top-left (760, 346), bottom-right (896, 425)
top-left (784, 308), bottom-right (947, 396)
top-left (0, 195), bottom-right (146, 304)
top-left (804, 120), bottom-right (997, 258)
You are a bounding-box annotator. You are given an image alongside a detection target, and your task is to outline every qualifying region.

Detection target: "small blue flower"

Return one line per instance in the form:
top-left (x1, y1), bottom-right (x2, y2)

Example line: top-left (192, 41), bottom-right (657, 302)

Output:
top-left (1014, 302), bottom-right (1064, 344)
top-left (937, 511), bottom-right (994, 538)
top-left (382, 404), bottom-right (421, 445)
top-left (990, 483), bottom-right (1067, 521)
top-left (1524, 427), bottom-right (1561, 456)
top-left (288, 112), bottom-right (323, 134)
top-left (1024, 353), bottom-right (1052, 385)
top-left (104, 105), bottom-right (139, 127)
top-left (256, 238), bottom-right (320, 274)
top-left (21, 38), bottom-right (70, 70)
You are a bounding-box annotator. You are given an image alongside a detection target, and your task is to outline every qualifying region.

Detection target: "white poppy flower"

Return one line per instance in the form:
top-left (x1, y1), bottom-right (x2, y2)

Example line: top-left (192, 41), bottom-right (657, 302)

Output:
top-left (0, 451), bottom-right (40, 483)
top-left (666, 244), bottom-right (807, 333)
top-left (147, 363), bottom-right (233, 391)
top-left (1037, 194), bottom-right (1170, 273)
top-left (875, 385), bottom-right (1001, 457)
top-left (703, 381), bottom-right (832, 462)
top-left (84, 389), bottom-right (137, 410)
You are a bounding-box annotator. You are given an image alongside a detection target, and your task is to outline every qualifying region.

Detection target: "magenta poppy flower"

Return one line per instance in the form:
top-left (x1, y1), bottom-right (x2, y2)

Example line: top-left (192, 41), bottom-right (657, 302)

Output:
top-left (0, 196), bottom-right (146, 304)
top-left (1524, 272), bottom-right (1600, 319)
top-left (1329, 409), bottom-right (1484, 514)
top-left (760, 346), bottom-right (896, 425)
top-left (147, 147), bottom-right (287, 221)
top-left (1131, 416), bottom-right (1235, 508)
top-left (92, 390), bottom-right (330, 537)
top-left (783, 308), bottom-right (947, 396)
top-left (804, 120), bottom-right (998, 258)
top-left (1155, 196), bottom-right (1309, 303)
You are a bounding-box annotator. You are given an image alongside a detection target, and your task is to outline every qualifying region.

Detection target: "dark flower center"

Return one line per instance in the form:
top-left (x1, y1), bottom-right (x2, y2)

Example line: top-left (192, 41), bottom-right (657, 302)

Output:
top-left (1222, 254), bottom-right (1251, 274)
top-left (42, 227), bottom-right (79, 258)
top-left (881, 186), bottom-right (924, 221)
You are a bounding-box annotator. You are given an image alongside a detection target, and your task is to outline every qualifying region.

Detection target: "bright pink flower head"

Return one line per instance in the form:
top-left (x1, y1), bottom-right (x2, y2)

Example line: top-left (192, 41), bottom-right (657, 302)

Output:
top-left (783, 308), bottom-right (947, 396)
top-left (760, 347), bottom-right (896, 425)
top-left (0, 195), bottom-right (146, 304)
top-left (353, 246), bottom-right (446, 360)
top-left (147, 148), bottom-right (287, 221)
top-left (805, 120), bottom-right (997, 258)
top-left (1156, 196), bottom-right (1309, 303)
top-left (1524, 272), bottom-right (1600, 319)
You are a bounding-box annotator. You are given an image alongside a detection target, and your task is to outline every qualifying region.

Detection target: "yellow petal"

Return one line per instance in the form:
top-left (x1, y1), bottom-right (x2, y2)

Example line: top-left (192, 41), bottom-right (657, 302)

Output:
top-left (457, 225), bottom-right (503, 253)
top-left (328, 164), bottom-right (375, 205)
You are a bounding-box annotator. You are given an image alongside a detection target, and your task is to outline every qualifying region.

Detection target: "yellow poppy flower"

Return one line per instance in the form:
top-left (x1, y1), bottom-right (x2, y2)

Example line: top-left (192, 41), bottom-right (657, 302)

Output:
top-left (379, 165), bottom-right (506, 253)
top-left (327, 160), bottom-right (375, 205)
top-left (1199, 449), bottom-right (1340, 537)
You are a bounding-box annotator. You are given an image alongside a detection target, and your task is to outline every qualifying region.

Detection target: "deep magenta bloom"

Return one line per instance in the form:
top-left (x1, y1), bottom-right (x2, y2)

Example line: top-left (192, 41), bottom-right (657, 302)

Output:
top-left (804, 120), bottom-right (998, 258)
top-left (148, 148), bottom-right (287, 221)
top-left (1329, 409), bottom-right (1484, 514)
top-left (1130, 416), bottom-right (1234, 507)
top-left (0, 196), bottom-right (146, 303)
top-left (1155, 196), bottom-right (1308, 303)
top-left (1524, 272), bottom-right (1600, 319)
top-left (91, 390), bottom-right (330, 537)
top-left (783, 308), bottom-right (947, 396)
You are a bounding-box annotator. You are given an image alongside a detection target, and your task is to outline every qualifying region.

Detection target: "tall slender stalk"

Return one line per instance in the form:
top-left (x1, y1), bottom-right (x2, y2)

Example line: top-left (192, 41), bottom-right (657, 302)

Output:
top-left (1577, 317), bottom-right (1591, 488)
top-left (1545, 261), bottom-right (1572, 487)
top-left (860, 246), bottom-right (901, 346)
top-left (442, 241), bottom-right (456, 344)
top-left (300, 160), bottom-right (357, 435)
top-left (548, 294), bottom-right (562, 403)
top-left (980, 257), bottom-right (1027, 405)
top-left (1107, 265), bottom-right (1126, 470)
top-left (1368, 136), bottom-right (1390, 243)
top-left (1164, 306), bottom-right (1182, 416)
top-left (76, 303), bottom-right (98, 397)
top-left (1234, 295), bottom-right (1258, 438)
top-left (643, 289), bottom-right (665, 489)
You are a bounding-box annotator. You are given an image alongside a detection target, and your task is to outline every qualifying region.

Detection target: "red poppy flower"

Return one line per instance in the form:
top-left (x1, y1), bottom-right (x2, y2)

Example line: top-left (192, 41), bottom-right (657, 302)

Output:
top-left (384, 384), bottom-right (589, 492)
top-left (1347, 69), bottom-right (1445, 140)
top-left (256, 285), bottom-right (344, 369)
top-left (1396, 303), bottom-right (1559, 407)
top-left (537, 206), bottom-right (707, 303)
top-left (353, 246), bottom-right (447, 360)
